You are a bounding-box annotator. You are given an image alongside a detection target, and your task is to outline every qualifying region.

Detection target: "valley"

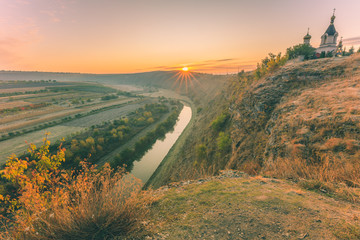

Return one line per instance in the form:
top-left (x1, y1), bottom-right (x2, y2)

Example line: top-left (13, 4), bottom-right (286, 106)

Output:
top-left (1, 55), bottom-right (360, 239)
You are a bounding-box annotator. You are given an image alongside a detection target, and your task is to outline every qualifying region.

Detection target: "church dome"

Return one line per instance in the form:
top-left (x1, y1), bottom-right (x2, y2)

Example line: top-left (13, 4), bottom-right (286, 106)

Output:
top-left (325, 9), bottom-right (337, 36)
top-left (303, 28), bottom-right (311, 40)
top-left (325, 24), bottom-right (337, 36)
top-left (303, 33), bottom-right (311, 39)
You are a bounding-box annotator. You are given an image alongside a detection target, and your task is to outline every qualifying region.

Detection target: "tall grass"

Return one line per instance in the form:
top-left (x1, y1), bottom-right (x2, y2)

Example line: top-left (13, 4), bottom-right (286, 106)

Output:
top-left (264, 156), bottom-right (360, 183)
top-left (263, 156), bottom-right (360, 202)
top-left (1, 163), bottom-right (155, 240)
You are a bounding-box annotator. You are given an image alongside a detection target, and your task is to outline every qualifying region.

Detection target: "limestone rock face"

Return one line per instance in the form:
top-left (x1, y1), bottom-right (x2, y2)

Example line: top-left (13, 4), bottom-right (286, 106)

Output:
top-left (229, 55), bottom-right (360, 178)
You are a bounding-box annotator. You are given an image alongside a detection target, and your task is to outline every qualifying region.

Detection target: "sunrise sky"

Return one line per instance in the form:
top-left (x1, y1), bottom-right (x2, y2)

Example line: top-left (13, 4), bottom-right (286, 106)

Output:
top-left (1, 0), bottom-right (360, 74)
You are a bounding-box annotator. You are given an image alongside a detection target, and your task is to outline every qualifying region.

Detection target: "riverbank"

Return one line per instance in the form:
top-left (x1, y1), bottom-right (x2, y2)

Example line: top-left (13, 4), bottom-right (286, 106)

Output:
top-left (96, 110), bottom-right (173, 166)
top-left (144, 99), bottom-right (196, 188)
top-left (131, 105), bottom-right (192, 183)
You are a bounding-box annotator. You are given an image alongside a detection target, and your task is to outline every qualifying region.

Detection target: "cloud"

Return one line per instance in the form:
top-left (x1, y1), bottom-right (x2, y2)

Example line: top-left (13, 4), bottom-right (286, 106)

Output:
top-left (41, 10), bottom-right (61, 22)
top-left (343, 36), bottom-right (360, 45)
top-left (137, 58), bottom-right (256, 73)
top-left (204, 58), bottom-right (236, 63)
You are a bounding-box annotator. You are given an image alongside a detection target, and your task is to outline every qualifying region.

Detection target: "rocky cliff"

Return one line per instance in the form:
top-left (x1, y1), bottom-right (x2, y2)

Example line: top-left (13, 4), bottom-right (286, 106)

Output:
top-left (229, 54), bottom-right (360, 184)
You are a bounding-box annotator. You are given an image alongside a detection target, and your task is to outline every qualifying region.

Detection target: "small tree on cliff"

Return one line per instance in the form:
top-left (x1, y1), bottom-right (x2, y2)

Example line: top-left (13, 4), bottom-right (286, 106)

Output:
top-left (286, 44), bottom-right (316, 60)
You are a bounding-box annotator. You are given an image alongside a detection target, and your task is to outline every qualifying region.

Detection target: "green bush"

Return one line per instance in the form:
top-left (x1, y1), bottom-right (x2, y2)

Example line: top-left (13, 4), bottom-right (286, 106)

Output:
top-left (286, 44), bottom-right (316, 60)
top-left (254, 52), bottom-right (288, 79)
top-left (211, 112), bottom-right (230, 132)
top-left (101, 94), bottom-right (118, 101)
top-left (217, 132), bottom-right (231, 153)
top-left (196, 144), bottom-right (207, 160)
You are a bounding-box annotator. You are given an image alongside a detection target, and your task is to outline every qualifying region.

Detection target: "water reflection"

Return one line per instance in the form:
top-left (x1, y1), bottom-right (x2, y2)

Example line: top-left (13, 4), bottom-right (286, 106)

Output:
top-left (130, 105), bottom-right (192, 183)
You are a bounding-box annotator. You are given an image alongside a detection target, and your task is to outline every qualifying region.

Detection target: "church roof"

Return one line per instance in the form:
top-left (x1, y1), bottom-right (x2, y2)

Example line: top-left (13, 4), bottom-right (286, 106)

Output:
top-left (303, 33), bottom-right (311, 39)
top-left (325, 24), bottom-right (337, 36)
top-left (303, 28), bottom-right (311, 39)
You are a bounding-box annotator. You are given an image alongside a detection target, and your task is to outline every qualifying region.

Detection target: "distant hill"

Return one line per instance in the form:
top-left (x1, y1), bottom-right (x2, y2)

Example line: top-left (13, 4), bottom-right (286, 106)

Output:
top-left (0, 70), bottom-right (203, 86)
top-left (0, 70), bottom-right (228, 98)
top-left (0, 71), bottom-right (88, 82)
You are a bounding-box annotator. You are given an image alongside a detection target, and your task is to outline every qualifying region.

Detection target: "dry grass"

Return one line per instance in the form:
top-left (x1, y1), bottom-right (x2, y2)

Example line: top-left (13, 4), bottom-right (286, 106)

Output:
top-left (0, 97), bottom-right (132, 129)
top-left (0, 105), bottom-right (67, 126)
top-left (0, 107), bottom-right (80, 133)
top-left (1, 163), bottom-right (156, 240)
top-left (0, 101), bottom-right (30, 110)
top-left (264, 156), bottom-right (360, 202)
top-left (262, 65), bottom-right (360, 187)
top-left (150, 176), bottom-right (360, 239)
top-left (264, 156), bottom-right (360, 183)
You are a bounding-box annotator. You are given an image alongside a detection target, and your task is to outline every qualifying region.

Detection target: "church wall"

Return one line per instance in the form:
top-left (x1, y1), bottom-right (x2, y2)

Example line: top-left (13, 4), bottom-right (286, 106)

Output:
top-left (316, 45), bottom-right (337, 54)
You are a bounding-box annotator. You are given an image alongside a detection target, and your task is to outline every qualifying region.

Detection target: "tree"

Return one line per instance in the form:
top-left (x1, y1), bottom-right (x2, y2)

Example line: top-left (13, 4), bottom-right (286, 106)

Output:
top-left (348, 46), bottom-right (355, 55)
top-left (267, 53), bottom-right (287, 72)
top-left (0, 134), bottom-right (66, 227)
top-left (286, 44), bottom-right (316, 60)
top-left (342, 47), bottom-right (347, 56)
top-left (254, 52), bottom-right (288, 79)
top-left (238, 70), bottom-right (245, 78)
top-left (326, 51), bottom-right (333, 58)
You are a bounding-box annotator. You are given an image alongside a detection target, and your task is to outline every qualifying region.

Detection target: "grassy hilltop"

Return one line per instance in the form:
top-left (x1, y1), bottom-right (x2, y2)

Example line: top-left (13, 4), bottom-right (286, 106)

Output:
top-left (146, 172), bottom-right (360, 239)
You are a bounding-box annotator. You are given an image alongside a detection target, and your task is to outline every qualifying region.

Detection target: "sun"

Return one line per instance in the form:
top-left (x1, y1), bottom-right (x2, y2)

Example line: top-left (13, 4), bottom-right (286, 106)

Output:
top-left (170, 66), bottom-right (201, 93)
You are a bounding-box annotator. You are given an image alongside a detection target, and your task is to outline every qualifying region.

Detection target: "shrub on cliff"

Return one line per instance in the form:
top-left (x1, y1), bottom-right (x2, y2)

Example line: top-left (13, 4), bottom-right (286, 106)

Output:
top-left (254, 52), bottom-right (288, 79)
top-left (286, 44), bottom-right (316, 60)
top-left (211, 112), bottom-right (230, 132)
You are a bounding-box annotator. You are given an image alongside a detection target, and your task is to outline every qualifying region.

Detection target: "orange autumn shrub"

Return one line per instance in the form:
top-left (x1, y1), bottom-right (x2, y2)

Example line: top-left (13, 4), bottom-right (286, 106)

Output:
top-left (0, 134), bottom-right (155, 240)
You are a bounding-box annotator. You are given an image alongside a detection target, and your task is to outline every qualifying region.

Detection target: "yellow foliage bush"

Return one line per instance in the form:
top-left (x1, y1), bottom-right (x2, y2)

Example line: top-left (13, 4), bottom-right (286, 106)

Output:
top-left (0, 135), bottom-right (155, 239)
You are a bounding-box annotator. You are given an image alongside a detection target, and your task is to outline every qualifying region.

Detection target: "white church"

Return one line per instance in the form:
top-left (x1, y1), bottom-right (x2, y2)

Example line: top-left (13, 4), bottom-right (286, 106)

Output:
top-left (303, 10), bottom-right (343, 56)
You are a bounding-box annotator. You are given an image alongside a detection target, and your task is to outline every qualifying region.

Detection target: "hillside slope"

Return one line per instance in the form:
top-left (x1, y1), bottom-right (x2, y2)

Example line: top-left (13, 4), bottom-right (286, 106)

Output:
top-left (147, 54), bottom-right (360, 189)
top-left (229, 54), bottom-right (360, 183)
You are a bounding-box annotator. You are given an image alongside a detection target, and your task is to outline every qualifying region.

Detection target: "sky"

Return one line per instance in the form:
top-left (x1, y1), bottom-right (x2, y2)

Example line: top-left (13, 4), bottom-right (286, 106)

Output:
top-left (1, 0), bottom-right (360, 74)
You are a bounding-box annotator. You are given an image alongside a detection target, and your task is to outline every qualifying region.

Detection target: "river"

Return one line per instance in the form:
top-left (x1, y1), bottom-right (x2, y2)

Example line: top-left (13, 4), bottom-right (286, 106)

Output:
top-left (130, 104), bottom-right (192, 184)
